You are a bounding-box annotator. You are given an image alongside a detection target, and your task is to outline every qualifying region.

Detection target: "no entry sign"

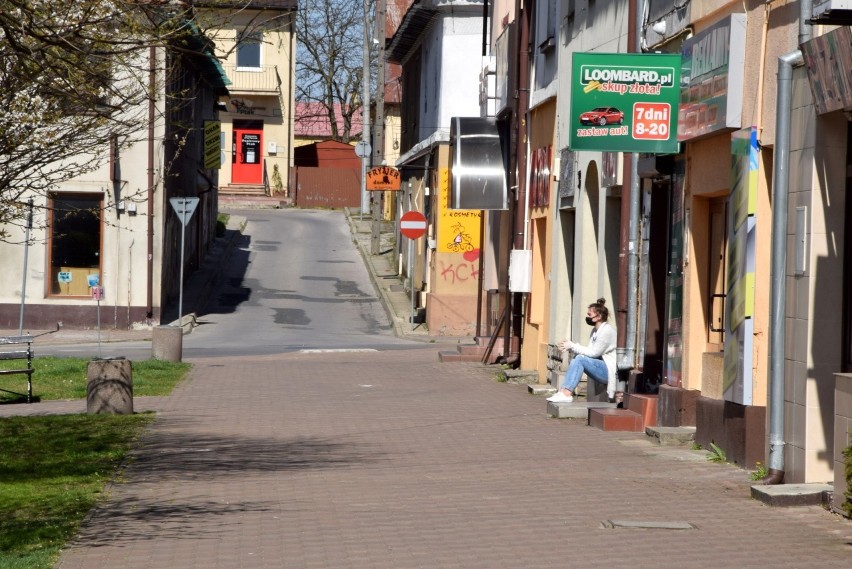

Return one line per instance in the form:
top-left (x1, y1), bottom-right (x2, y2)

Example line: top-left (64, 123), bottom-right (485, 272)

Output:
top-left (400, 210), bottom-right (427, 239)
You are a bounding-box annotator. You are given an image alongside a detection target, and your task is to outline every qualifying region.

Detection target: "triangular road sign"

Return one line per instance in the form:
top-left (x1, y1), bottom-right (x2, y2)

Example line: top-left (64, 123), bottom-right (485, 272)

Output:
top-left (169, 197), bottom-right (200, 226)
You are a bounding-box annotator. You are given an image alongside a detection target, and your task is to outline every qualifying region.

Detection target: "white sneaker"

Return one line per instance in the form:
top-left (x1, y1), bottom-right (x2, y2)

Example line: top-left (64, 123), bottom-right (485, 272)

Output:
top-left (546, 391), bottom-right (574, 403)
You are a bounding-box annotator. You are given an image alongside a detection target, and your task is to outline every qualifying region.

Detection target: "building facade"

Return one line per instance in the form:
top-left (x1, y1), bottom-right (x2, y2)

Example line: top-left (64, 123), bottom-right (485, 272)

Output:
top-left (201, 0), bottom-right (298, 198)
top-left (0, 13), bottom-right (229, 330)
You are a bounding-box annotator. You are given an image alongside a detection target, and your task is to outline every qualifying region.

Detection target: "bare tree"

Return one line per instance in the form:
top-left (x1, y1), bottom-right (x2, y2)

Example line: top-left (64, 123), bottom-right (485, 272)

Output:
top-left (0, 0), bottom-right (269, 240)
top-left (296, 0), bottom-right (375, 143)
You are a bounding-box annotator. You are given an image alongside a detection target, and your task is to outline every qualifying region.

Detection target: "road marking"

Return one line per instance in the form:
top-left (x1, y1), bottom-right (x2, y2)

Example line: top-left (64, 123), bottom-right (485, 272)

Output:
top-left (299, 349), bottom-right (378, 353)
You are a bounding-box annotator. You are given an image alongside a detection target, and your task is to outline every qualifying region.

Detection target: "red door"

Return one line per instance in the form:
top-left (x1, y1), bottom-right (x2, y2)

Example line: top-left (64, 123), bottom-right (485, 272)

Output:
top-left (232, 122), bottom-right (263, 184)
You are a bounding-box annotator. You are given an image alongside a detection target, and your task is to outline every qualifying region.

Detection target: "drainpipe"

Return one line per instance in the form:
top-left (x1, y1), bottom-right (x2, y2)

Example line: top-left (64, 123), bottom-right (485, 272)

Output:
top-left (618, 0), bottom-right (643, 371)
top-left (765, 49), bottom-right (803, 485)
top-left (147, 46), bottom-right (156, 321)
top-left (501, 0), bottom-right (531, 366)
top-left (799, 0), bottom-right (813, 45)
top-left (765, 2), bottom-right (811, 485)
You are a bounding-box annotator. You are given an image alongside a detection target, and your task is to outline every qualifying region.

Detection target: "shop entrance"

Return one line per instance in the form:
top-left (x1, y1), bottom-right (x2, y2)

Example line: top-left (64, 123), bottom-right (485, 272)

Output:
top-left (232, 120), bottom-right (263, 185)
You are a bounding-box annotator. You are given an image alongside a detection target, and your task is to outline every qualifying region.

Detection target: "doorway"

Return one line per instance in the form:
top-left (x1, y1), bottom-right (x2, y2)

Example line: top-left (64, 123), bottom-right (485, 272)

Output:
top-left (232, 120), bottom-right (263, 185)
top-left (707, 197), bottom-right (728, 350)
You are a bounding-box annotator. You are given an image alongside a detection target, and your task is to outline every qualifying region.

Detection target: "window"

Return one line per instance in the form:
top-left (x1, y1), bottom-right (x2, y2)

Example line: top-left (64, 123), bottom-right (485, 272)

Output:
top-left (49, 193), bottom-right (102, 296)
top-left (236, 30), bottom-right (262, 69)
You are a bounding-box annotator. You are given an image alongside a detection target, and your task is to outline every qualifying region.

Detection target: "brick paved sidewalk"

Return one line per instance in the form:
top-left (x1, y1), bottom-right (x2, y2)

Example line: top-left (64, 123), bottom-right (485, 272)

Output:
top-left (51, 348), bottom-right (850, 569)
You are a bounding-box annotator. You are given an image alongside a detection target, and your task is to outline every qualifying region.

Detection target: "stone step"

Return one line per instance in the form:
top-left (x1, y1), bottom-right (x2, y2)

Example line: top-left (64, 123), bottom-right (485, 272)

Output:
top-left (501, 369), bottom-right (539, 385)
top-left (588, 408), bottom-right (644, 431)
top-left (547, 400), bottom-right (617, 419)
top-left (645, 426), bottom-right (696, 446)
top-left (437, 351), bottom-right (482, 363)
top-left (220, 184), bottom-right (267, 195)
top-left (528, 384), bottom-right (557, 396)
top-left (625, 393), bottom-right (658, 428)
top-left (457, 344), bottom-right (486, 356)
top-left (750, 483), bottom-right (833, 507)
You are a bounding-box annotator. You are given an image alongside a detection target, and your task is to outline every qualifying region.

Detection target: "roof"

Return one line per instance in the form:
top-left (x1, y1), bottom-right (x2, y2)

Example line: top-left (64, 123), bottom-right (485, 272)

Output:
top-left (295, 102), bottom-right (363, 139)
top-left (385, 0), bottom-right (483, 64)
top-left (195, 0), bottom-right (298, 10)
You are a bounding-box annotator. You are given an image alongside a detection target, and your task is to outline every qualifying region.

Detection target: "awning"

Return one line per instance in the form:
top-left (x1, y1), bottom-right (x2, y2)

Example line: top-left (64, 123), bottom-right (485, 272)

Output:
top-left (449, 117), bottom-right (508, 210)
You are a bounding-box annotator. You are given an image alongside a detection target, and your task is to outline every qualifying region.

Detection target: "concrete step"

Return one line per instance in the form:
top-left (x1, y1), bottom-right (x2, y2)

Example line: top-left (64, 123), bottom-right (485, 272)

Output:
top-left (501, 369), bottom-right (539, 385)
top-left (457, 344), bottom-right (486, 356)
top-left (220, 184), bottom-right (267, 195)
top-left (220, 195), bottom-right (287, 209)
top-left (645, 426), bottom-right (697, 446)
top-left (750, 483), bottom-right (833, 507)
top-left (589, 408), bottom-right (644, 431)
top-left (528, 384), bottom-right (557, 396)
top-left (547, 400), bottom-right (617, 419)
top-left (625, 393), bottom-right (658, 428)
top-left (437, 351), bottom-right (482, 363)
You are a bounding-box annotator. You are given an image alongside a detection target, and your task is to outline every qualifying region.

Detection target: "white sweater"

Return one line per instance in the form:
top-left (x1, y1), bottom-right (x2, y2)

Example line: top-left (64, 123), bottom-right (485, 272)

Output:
top-left (570, 322), bottom-right (618, 396)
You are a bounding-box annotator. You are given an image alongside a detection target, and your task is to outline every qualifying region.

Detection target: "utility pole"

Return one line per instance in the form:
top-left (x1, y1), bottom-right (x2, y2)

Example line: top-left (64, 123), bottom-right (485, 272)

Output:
top-left (360, 0), bottom-right (372, 216)
top-left (370, 0), bottom-right (386, 254)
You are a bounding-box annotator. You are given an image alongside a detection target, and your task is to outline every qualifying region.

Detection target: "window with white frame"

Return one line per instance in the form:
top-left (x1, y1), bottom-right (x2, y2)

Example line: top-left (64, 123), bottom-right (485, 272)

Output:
top-left (236, 29), bottom-right (262, 69)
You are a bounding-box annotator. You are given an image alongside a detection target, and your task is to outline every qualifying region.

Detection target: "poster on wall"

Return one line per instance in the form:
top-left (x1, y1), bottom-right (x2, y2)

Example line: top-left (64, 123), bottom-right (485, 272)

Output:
top-left (204, 121), bottom-right (222, 170)
top-left (723, 126), bottom-right (758, 406)
top-left (570, 52), bottom-right (681, 153)
top-left (677, 14), bottom-right (747, 141)
top-left (438, 168), bottom-right (481, 256)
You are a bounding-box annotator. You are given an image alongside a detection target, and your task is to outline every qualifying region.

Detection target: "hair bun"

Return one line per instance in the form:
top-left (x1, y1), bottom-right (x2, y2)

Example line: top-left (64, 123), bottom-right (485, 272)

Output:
top-left (597, 297), bottom-right (606, 306)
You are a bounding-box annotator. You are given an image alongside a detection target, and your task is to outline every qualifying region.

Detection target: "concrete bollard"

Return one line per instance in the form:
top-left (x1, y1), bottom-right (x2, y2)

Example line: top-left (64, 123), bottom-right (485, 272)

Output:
top-left (152, 325), bottom-right (183, 362)
top-left (87, 358), bottom-right (133, 415)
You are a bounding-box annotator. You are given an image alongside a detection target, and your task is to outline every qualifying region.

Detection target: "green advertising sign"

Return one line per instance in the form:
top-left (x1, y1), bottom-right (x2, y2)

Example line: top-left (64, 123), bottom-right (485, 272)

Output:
top-left (570, 52), bottom-right (681, 153)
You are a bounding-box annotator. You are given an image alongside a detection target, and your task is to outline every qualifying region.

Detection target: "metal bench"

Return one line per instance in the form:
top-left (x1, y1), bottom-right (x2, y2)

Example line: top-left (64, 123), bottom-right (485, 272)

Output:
top-left (0, 335), bottom-right (35, 403)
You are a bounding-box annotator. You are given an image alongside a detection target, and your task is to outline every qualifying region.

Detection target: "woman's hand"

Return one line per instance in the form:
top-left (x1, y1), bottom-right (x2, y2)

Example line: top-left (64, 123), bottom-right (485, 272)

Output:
top-left (559, 339), bottom-right (573, 351)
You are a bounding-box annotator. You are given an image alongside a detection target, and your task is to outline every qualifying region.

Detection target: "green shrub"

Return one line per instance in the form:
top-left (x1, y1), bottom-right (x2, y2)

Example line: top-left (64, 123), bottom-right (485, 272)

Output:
top-left (216, 213), bottom-right (230, 237)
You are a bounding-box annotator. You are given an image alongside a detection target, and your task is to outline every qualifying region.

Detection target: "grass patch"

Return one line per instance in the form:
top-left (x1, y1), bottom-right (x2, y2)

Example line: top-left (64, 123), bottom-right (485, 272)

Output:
top-left (706, 442), bottom-right (727, 463)
top-left (0, 413), bottom-right (155, 568)
top-left (216, 213), bottom-right (230, 237)
top-left (750, 461), bottom-right (768, 482)
top-left (0, 357), bottom-right (190, 403)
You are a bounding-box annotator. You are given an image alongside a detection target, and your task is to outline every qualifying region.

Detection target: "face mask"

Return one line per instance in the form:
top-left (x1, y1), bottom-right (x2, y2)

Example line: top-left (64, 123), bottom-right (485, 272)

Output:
top-left (585, 316), bottom-right (596, 326)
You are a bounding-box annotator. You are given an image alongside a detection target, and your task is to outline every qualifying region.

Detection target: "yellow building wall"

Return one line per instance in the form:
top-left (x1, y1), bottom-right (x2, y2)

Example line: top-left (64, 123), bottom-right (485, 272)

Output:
top-left (426, 145), bottom-right (481, 335)
top-left (521, 100), bottom-right (556, 381)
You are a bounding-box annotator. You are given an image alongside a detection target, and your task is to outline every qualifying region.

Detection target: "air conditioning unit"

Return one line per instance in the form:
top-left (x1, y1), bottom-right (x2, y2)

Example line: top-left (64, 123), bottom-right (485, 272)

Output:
top-left (812, 0), bottom-right (852, 23)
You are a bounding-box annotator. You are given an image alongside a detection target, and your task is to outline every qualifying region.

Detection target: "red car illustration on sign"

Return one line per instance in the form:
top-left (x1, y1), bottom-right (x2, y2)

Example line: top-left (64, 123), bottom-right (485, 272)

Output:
top-left (579, 107), bottom-right (624, 126)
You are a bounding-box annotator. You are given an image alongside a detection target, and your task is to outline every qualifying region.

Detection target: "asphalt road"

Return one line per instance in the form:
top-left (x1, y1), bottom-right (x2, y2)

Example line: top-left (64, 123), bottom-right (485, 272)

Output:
top-left (183, 209), bottom-right (419, 357)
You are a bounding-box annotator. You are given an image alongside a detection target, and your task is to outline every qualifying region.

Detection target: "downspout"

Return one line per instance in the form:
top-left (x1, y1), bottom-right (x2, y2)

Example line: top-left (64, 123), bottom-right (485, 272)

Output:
top-left (764, 2), bottom-right (811, 486)
top-left (147, 46), bottom-right (156, 321)
top-left (503, 0), bottom-right (531, 365)
top-left (618, 0), bottom-right (643, 371)
top-left (765, 48), bottom-right (803, 485)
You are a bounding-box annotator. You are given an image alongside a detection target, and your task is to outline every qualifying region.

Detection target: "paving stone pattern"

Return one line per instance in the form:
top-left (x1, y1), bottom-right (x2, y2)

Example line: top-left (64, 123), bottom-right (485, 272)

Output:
top-left (49, 348), bottom-right (850, 568)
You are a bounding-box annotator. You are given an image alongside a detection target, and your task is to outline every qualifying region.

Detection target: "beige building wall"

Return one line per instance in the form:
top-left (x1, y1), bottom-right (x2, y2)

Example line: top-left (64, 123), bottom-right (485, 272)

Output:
top-left (550, 0), bottom-right (629, 386)
top-left (0, 49), bottom-right (168, 329)
top-left (204, 10), bottom-right (295, 196)
top-left (783, 71), bottom-right (847, 483)
top-left (521, 101), bottom-right (557, 381)
top-left (426, 144), bottom-right (480, 336)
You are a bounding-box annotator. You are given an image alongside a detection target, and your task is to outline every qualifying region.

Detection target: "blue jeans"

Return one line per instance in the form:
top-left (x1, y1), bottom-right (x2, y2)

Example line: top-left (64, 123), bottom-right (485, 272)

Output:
top-left (561, 355), bottom-right (608, 393)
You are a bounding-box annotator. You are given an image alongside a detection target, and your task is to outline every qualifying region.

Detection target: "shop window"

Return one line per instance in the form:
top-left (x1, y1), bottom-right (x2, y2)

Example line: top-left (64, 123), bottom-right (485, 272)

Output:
top-left (49, 193), bottom-right (102, 297)
top-left (236, 30), bottom-right (262, 69)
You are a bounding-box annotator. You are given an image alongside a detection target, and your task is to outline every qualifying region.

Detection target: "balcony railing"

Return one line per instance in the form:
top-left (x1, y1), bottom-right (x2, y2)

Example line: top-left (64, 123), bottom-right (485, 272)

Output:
top-left (222, 64), bottom-right (281, 94)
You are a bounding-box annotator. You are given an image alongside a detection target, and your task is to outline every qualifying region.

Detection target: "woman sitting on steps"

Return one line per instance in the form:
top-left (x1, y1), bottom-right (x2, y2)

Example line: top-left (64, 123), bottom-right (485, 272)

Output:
top-left (547, 298), bottom-right (618, 404)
